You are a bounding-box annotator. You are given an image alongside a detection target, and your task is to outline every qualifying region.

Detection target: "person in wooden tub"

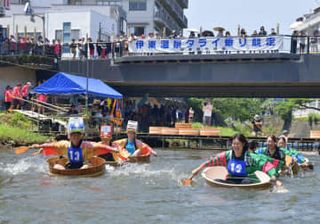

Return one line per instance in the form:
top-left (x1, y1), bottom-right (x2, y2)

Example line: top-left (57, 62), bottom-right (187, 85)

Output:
top-left (31, 117), bottom-right (119, 170)
top-left (97, 125), bottom-right (128, 163)
top-left (112, 120), bottom-right (157, 158)
top-left (185, 134), bottom-right (282, 186)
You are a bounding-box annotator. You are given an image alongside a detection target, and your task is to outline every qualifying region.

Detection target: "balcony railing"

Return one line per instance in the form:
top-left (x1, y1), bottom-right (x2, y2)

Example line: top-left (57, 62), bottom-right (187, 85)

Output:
top-left (159, 0), bottom-right (187, 28)
top-left (154, 10), bottom-right (180, 32)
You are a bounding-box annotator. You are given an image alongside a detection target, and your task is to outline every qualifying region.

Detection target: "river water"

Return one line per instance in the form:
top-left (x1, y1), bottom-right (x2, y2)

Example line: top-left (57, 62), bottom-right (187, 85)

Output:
top-left (0, 148), bottom-right (320, 224)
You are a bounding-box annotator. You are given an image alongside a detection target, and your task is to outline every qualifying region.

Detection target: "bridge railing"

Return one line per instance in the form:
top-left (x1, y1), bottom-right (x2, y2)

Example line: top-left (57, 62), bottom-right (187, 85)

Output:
top-left (1, 35), bottom-right (320, 63)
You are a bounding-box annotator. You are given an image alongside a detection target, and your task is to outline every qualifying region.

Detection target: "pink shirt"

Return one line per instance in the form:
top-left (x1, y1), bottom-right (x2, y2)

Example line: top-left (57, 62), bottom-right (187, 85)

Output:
top-left (12, 86), bottom-right (21, 98)
top-left (4, 90), bottom-right (13, 102)
top-left (37, 94), bottom-right (47, 102)
top-left (21, 84), bottom-right (30, 97)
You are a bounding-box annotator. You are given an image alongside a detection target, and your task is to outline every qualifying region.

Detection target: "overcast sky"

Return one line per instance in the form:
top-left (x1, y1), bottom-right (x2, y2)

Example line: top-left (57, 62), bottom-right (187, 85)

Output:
top-left (185, 0), bottom-right (319, 35)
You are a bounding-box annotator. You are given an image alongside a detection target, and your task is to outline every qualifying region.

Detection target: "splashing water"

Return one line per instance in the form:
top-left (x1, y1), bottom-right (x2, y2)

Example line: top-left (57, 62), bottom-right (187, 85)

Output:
top-left (0, 156), bottom-right (47, 175)
top-left (106, 162), bottom-right (179, 180)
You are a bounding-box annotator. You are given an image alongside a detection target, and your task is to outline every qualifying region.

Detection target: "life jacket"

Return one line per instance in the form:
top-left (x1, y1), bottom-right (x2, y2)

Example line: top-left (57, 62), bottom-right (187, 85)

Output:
top-left (125, 139), bottom-right (138, 155)
top-left (257, 147), bottom-right (285, 161)
top-left (267, 147), bottom-right (285, 161)
top-left (227, 150), bottom-right (250, 177)
top-left (67, 141), bottom-right (84, 168)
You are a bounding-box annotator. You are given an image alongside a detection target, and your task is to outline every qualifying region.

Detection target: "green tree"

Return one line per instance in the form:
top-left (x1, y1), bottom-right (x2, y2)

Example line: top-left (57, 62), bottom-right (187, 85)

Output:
top-left (187, 98), bottom-right (267, 123)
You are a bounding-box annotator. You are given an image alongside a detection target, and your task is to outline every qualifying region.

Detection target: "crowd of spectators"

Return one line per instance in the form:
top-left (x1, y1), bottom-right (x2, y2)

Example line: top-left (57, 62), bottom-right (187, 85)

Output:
top-left (123, 99), bottom-right (199, 132)
top-left (0, 26), bottom-right (319, 60)
top-left (0, 34), bottom-right (126, 59)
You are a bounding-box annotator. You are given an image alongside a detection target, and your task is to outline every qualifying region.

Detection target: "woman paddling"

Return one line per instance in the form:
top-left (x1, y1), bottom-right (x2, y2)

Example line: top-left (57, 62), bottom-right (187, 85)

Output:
top-left (187, 134), bottom-right (282, 186)
top-left (112, 120), bottom-right (157, 157)
top-left (278, 136), bottom-right (313, 170)
top-left (256, 135), bottom-right (286, 162)
top-left (31, 117), bottom-right (119, 170)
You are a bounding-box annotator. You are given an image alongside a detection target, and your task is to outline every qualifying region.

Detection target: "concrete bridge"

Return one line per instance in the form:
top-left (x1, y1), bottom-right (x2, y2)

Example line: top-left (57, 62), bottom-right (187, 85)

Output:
top-left (58, 53), bottom-right (320, 98)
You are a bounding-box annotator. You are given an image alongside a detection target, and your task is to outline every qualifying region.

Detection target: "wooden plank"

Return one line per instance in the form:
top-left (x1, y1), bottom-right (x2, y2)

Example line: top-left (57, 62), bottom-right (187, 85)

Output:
top-left (175, 123), bottom-right (192, 129)
top-left (149, 126), bottom-right (162, 135)
top-left (161, 127), bottom-right (179, 135)
top-left (310, 130), bottom-right (320, 138)
top-left (200, 129), bottom-right (220, 136)
top-left (178, 128), bottom-right (200, 136)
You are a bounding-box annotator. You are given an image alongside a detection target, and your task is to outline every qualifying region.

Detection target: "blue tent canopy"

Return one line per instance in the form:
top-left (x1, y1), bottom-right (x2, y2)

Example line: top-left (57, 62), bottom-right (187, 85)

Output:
top-left (32, 72), bottom-right (123, 99)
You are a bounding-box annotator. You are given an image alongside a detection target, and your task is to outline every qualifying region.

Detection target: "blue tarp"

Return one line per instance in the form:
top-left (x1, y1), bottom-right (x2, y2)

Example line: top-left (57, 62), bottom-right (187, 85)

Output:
top-left (32, 72), bottom-right (123, 99)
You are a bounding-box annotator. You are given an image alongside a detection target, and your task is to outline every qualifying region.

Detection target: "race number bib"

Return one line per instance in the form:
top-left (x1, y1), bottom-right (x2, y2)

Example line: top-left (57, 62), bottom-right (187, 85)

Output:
top-left (227, 159), bottom-right (247, 177)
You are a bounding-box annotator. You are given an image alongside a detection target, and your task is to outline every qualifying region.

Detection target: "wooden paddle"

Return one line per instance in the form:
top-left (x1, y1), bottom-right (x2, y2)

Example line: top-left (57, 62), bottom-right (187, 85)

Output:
top-left (15, 146), bottom-right (30, 155)
top-left (112, 149), bottom-right (131, 162)
top-left (181, 173), bottom-right (197, 186)
top-left (285, 155), bottom-right (293, 167)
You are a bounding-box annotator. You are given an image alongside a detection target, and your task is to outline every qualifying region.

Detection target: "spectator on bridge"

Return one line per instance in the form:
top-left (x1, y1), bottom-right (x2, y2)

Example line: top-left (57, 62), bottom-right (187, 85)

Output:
top-left (44, 38), bottom-right (51, 55)
top-left (4, 85), bottom-right (13, 112)
top-left (26, 37), bottom-right (33, 55)
top-left (129, 33), bottom-right (137, 42)
top-left (270, 28), bottom-right (277, 36)
top-left (77, 38), bottom-right (84, 59)
top-left (252, 30), bottom-right (258, 37)
top-left (35, 36), bottom-right (44, 55)
top-left (70, 39), bottom-right (77, 59)
top-left (53, 39), bottom-right (62, 58)
top-left (240, 28), bottom-right (247, 38)
top-left (217, 29), bottom-right (224, 38)
top-left (147, 32), bottom-right (155, 40)
top-left (19, 37), bottom-right (27, 54)
top-left (189, 31), bottom-right (196, 38)
top-left (202, 101), bottom-right (213, 126)
top-left (96, 39), bottom-right (102, 58)
top-left (9, 35), bottom-right (17, 55)
top-left (258, 26), bottom-right (267, 36)
top-left (88, 38), bottom-right (95, 58)
top-left (291, 30), bottom-right (299, 54)
top-left (299, 31), bottom-right (306, 54)
top-left (225, 31), bottom-right (231, 37)
top-left (155, 33), bottom-right (161, 40)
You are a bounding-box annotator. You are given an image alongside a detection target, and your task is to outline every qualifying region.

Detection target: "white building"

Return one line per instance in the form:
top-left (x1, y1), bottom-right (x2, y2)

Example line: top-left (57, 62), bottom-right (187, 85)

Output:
top-left (0, 0), bottom-right (127, 41)
top-left (290, 7), bottom-right (320, 35)
top-left (1, 0), bottom-right (188, 38)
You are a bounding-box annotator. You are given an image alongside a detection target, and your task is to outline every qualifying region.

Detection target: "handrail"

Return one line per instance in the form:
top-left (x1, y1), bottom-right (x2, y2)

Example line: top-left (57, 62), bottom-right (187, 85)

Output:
top-left (30, 98), bottom-right (69, 112)
top-left (14, 97), bottom-right (65, 113)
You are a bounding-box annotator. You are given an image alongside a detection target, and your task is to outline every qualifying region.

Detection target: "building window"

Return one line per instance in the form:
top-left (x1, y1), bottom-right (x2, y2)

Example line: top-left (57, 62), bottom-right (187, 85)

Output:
top-left (134, 26), bottom-right (145, 36)
top-left (129, 0), bottom-right (147, 11)
top-left (55, 29), bottom-right (80, 42)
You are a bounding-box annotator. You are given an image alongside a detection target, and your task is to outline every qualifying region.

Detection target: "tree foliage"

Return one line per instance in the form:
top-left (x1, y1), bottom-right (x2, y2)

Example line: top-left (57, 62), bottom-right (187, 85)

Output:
top-left (187, 98), bottom-right (267, 123)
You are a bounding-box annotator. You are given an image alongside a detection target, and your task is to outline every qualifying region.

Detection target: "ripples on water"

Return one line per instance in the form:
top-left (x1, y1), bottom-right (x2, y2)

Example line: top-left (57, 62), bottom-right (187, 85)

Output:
top-left (0, 149), bottom-right (320, 224)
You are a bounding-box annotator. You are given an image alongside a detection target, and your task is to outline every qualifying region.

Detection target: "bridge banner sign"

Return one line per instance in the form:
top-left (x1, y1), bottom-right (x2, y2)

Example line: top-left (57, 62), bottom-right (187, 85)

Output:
top-left (129, 36), bottom-right (284, 54)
